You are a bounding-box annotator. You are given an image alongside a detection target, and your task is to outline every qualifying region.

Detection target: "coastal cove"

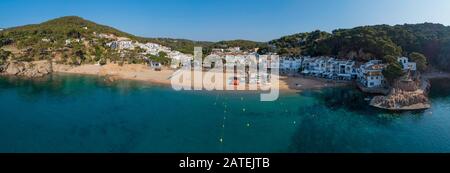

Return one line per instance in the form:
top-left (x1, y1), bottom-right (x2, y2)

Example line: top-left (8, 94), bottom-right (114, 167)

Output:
top-left (0, 74), bottom-right (450, 153)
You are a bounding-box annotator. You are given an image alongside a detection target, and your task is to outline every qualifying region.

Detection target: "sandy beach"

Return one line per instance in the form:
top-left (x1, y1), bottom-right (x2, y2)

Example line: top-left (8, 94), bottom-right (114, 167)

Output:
top-left (53, 63), bottom-right (348, 92)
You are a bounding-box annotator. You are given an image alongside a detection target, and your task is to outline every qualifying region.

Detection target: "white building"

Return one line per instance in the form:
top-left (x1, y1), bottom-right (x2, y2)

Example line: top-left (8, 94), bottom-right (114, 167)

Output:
top-left (357, 60), bottom-right (386, 88)
top-left (169, 51), bottom-right (193, 69)
top-left (300, 57), bottom-right (325, 76)
top-left (105, 36), bottom-right (194, 69)
top-left (107, 40), bottom-right (135, 50)
top-left (150, 61), bottom-right (162, 71)
top-left (397, 57), bottom-right (417, 71)
top-left (311, 57), bottom-right (328, 76)
top-left (279, 57), bottom-right (302, 74)
top-left (227, 47), bottom-right (241, 53)
top-left (203, 54), bottom-right (223, 69)
top-left (301, 57), bottom-right (315, 74)
top-left (224, 54), bottom-right (248, 69)
top-left (335, 60), bottom-right (357, 80)
top-left (64, 39), bottom-right (80, 46)
top-left (65, 39), bottom-right (71, 45)
top-left (256, 54), bottom-right (278, 70)
top-left (41, 38), bottom-right (50, 42)
top-left (300, 57), bottom-right (356, 80)
top-left (211, 48), bottom-right (225, 54)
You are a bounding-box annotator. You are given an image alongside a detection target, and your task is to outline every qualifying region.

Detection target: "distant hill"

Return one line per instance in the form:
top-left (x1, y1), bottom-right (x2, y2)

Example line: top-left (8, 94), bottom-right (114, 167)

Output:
top-left (0, 16), bottom-right (211, 54)
top-left (0, 16), bottom-right (263, 55)
top-left (211, 40), bottom-right (266, 50)
top-left (268, 23), bottom-right (450, 72)
top-left (1, 16), bottom-right (450, 71)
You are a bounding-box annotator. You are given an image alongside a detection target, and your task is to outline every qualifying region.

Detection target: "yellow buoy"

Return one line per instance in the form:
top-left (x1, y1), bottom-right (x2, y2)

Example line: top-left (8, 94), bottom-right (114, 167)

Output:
top-left (242, 108), bottom-right (246, 112)
top-left (246, 123), bottom-right (251, 127)
top-left (219, 138), bottom-right (223, 143)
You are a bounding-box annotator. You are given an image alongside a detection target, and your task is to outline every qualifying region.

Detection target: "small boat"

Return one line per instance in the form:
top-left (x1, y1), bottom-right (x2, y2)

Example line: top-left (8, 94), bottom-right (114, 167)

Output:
top-left (364, 97), bottom-right (371, 101)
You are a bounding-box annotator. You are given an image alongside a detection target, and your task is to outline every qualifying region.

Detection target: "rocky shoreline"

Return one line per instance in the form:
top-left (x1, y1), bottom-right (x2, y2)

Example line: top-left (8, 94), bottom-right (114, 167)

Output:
top-left (370, 75), bottom-right (431, 111)
top-left (0, 60), bottom-right (52, 78)
top-left (370, 89), bottom-right (431, 111)
top-left (0, 60), bottom-right (437, 112)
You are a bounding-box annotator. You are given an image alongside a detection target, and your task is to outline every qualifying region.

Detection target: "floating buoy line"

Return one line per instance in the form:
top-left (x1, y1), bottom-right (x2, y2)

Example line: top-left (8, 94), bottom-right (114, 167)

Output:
top-left (214, 93), bottom-right (226, 151)
top-left (214, 93), bottom-right (255, 151)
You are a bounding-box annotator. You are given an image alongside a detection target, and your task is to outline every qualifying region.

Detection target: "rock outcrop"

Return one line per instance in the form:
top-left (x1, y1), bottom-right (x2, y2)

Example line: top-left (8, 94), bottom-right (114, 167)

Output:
top-left (370, 89), bottom-right (430, 110)
top-left (370, 76), bottom-right (431, 111)
top-left (0, 60), bottom-right (52, 78)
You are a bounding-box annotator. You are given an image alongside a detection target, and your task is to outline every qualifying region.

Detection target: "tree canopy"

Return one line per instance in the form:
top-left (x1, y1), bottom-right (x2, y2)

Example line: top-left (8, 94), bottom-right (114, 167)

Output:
top-left (409, 52), bottom-right (428, 72)
top-left (269, 23), bottom-right (450, 72)
top-left (1, 16), bottom-right (450, 73)
top-left (0, 49), bottom-right (12, 65)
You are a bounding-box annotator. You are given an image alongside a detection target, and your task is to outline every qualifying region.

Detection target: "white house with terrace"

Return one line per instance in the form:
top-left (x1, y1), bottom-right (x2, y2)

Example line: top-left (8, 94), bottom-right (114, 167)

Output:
top-left (357, 60), bottom-right (386, 88)
top-left (332, 59), bottom-right (357, 80)
top-left (279, 57), bottom-right (302, 74)
top-left (397, 57), bottom-right (417, 71)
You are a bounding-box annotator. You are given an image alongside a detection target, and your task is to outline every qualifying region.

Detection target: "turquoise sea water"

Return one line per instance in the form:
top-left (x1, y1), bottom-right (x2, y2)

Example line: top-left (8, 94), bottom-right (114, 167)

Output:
top-left (0, 74), bottom-right (449, 153)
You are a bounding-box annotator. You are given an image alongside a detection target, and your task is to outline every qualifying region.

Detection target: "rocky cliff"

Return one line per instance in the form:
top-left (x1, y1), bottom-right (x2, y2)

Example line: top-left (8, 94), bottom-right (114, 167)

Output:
top-left (0, 60), bottom-right (52, 78)
top-left (370, 89), bottom-right (430, 110)
top-left (370, 76), bottom-right (431, 111)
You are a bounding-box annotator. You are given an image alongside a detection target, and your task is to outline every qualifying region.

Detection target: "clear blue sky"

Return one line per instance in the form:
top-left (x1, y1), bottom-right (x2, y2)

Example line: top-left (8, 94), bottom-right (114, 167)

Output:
top-left (1, 0), bottom-right (450, 41)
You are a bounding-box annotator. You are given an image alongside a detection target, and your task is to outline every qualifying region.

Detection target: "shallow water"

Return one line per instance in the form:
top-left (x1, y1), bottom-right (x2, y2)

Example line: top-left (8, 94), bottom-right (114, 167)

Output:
top-left (0, 74), bottom-right (449, 153)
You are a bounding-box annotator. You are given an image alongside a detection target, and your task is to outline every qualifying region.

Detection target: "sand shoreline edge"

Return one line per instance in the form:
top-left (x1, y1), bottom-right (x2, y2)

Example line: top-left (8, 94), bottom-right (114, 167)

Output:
top-left (51, 63), bottom-right (350, 93)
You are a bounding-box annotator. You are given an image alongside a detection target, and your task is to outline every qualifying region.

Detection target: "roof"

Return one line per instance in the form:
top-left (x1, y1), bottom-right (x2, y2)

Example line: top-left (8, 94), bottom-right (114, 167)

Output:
top-left (367, 71), bottom-right (383, 76)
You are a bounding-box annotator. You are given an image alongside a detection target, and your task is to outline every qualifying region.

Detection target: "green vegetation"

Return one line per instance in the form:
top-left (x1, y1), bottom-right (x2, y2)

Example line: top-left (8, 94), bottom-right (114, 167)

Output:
top-left (269, 23), bottom-right (450, 72)
top-left (0, 49), bottom-right (12, 65)
top-left (379, 55), bottom-right (404, 82)
top-left (409, 52), bottom-right (427, 72)
top-left (1, 16), bottom-right (449, 76)
top-left (99, 58), bottom-right (107, 66)
top-left (2, 16), bottom-right (133, 49)
top-left (146, 51), bottom-right (170, 65)
top-left (1, 16), bottom-right (119, 64)
top-left (383, 62), bottom-right (404, 82)
top-left (210, 40), bottom-right (265, 51)
top-left (269, 30), bottom-right (332, 56)
top-left (143, 38), bottom-right (212, 55)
